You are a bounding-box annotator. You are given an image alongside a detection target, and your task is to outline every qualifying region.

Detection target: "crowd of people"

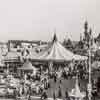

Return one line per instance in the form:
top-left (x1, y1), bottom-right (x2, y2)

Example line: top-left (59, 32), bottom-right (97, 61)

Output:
top-left (13, 63), bottom-right (85, 100)
top-left (0, 60), bottom-right (99, 100)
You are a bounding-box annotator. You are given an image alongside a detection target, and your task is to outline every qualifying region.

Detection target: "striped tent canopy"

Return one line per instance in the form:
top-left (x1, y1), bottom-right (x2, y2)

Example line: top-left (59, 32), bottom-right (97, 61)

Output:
top-left (30, 34), bottom-right (88, 62)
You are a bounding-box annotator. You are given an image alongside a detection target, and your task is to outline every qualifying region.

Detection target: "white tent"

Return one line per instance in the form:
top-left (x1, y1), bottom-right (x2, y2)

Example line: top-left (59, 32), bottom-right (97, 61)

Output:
top-left (69, 77), bottom-right (86, 99)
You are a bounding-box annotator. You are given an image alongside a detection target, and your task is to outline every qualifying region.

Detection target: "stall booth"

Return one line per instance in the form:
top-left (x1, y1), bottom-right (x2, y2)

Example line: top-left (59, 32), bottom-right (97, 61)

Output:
top-left (3, 51), bottom-right (22, 74)
top-left (18, 60), bottom-right (38, 77)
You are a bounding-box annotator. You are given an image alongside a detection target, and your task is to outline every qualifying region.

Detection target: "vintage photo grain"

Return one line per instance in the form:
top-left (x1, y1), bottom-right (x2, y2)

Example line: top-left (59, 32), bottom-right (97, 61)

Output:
top-left (0, 0), bottom-right (99, 100)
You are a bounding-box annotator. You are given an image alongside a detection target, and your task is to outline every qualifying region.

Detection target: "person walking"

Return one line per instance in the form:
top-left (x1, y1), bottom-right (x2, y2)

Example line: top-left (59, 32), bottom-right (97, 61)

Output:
top-left (54, 74), bottom-right (57, 83)
top-left (58, 86), bottom-right (62, 98)
top-left (65, 88), bottom-right (70, 100)
top-left (53, 91), bottom-right (56, 100)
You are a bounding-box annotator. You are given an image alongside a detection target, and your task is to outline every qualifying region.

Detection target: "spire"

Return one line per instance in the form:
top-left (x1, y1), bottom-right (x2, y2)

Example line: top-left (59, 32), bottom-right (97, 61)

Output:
top-left (84, 21), bottom-right (89, 41)
top-left (52, 29), bottom-right (57, 42)
top-left (84, 21), bottom-right (88, 29)
top-left (53, 33), bottom-right (57, 42)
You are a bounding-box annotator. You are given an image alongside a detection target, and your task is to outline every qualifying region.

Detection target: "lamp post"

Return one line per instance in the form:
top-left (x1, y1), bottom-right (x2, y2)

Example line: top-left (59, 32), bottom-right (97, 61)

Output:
top-left (87, 28), bottom-right (92, 100)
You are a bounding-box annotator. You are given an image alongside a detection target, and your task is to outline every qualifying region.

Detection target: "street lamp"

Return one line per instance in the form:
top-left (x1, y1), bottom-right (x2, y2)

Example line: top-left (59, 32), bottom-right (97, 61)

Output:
top-left (87, 28), bottom-right (92, 100)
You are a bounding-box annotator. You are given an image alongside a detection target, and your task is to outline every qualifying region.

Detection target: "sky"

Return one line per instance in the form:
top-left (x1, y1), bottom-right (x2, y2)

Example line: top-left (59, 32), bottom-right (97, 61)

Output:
top-left (0, 0), bottom-right (100, 42)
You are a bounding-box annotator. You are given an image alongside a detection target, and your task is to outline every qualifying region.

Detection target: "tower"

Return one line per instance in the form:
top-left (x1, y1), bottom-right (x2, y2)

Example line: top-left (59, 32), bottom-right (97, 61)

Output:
top-left (84, 21), bottom-right (88, 37)
top-left (84, 21), bottom-right (89, 43)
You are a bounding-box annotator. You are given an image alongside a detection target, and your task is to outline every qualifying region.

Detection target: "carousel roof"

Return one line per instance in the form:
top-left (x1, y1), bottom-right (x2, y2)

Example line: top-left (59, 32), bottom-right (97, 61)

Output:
top-left (22, 34), bottom-right (87, 62)
top-left (36, 34), bottom-right (88, 61)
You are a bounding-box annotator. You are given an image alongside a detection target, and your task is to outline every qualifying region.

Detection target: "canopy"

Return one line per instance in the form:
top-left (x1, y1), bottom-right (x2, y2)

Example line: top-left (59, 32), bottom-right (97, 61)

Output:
top-left (36, 34), bottom-right (87, 61)
top-left (18, 61), bottom-right (36, 71)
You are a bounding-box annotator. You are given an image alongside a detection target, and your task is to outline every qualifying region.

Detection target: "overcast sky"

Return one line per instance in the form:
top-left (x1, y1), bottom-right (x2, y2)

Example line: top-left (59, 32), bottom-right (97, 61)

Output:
top-left (0, 0), bottom-right (100, 42)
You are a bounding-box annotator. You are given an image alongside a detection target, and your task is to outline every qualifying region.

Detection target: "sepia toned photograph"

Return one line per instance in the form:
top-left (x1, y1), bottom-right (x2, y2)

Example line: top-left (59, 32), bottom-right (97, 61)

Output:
top-left (0, 0), bottom-right (100, 100)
